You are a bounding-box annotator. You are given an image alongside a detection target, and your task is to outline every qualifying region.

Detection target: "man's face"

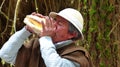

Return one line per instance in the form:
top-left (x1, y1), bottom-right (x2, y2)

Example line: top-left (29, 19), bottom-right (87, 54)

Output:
top-left (52, 16), bottom-right (74, 43)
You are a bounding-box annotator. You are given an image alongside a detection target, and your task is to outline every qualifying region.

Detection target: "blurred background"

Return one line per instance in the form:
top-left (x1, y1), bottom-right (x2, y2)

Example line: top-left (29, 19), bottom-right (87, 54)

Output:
top-left (0, 0), bottom-right (120, 67)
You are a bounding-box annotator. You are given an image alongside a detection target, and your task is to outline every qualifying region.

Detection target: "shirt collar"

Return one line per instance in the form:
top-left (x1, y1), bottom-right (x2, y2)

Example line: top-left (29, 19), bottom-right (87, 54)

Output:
top-left (55, 40), bottom-right (73, 49)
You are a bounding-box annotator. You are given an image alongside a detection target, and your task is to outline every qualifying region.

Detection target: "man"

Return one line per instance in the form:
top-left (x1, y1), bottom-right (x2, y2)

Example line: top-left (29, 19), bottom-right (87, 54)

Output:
top-left (0, 8), bottom-right (92, 67)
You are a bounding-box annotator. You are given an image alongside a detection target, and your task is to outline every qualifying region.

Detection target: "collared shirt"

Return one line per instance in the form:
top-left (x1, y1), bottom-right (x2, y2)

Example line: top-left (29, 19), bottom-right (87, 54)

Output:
top-left (0, 27), bottom-right (80, 67)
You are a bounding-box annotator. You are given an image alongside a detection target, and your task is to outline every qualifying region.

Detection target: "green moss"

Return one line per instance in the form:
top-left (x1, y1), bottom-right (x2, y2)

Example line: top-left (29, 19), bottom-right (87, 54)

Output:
top-left (89, 8), bottom-right (96, 17)
top-left (96, 42), bottom-right (102, 50)
top-left (107, 4), bottom-right (114, 12)
top-left (106, 19), bottom-right (112, 26)
top-left (100, 62), bottom-right (106, 67)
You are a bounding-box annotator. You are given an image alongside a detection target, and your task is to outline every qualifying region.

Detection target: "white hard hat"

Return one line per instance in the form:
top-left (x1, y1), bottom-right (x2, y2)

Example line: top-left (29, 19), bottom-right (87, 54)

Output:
top-left (49, 8), bottom-right (84, 40)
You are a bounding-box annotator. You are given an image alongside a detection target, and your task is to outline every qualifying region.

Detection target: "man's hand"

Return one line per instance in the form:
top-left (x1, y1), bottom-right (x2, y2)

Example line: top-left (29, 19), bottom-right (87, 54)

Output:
top-left (31, 12), bottom-right (45, 18)
top-left (38, 16), bottom-right (56, 38)
top-left (25, 25), bottom-right (34, 33)
top-left (24, 12), bottom-right (56, 38)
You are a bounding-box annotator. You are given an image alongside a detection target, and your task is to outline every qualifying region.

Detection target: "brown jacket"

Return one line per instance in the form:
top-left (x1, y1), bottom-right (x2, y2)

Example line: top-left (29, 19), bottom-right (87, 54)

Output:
top-left (15, 38), bottom-right (93, 67)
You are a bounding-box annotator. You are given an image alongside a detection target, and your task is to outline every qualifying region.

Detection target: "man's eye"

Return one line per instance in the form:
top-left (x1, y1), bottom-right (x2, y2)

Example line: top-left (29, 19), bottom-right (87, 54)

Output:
top-left (54, 18), bottom-right (56, 21)
top-left (58, 22), bottom-right (63, 26)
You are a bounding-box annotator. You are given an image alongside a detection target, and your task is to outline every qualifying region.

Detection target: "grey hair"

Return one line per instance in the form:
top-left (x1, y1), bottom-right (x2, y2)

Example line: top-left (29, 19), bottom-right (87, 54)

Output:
top-left (68, 22), bottom-right (81, 40)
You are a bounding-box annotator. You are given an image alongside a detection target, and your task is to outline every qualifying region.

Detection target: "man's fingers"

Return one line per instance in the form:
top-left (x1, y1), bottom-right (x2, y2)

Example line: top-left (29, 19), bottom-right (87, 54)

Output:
top-left (41, 21), bottom-right (45, 32)
top-left (36, 13), bottom-right (45, 18)
top-left (31, 12), bottom-right (37, 15)
top-left (31, 12), bottom-right (45, 18)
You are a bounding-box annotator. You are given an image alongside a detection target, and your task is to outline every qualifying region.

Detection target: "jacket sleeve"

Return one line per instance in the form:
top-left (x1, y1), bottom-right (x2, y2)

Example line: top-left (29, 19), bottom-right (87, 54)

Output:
top-left (39, 36), bottom-right (77, 67)
top-left (0, 27), bottom-right (31, 64)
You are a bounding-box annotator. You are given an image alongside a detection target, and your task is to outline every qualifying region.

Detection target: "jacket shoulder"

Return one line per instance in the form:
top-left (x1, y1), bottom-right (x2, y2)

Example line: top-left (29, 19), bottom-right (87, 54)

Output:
top-left (57, 43), bottom-right (93, 67)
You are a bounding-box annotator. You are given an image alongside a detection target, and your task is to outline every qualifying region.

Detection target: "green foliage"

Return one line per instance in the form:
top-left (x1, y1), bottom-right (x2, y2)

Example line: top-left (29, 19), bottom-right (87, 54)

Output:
top-left (104, 28), bottom-right (110, 41)
top-left (89, 8), bottom-right (96, 17)
top-left (107, 4), bottom-right (114, 12)
top-left (89, 1), bottom-right (96, 16)
top-left (101, 3), bottom-right (114, 12)
top-left (96, 42), bottom-right (102, 50)
top-left (100, 62), bottom-right (106, 67)
top-left (105, 49), bottom-right (111, 58)
top-left (97, 33), bottom-right (103, 40)
top-left (106, 18), bottom-right (112, 26)
top-left (86, 0), bottom-right (117, 67)
top-left (87, 33), bottom-right (91, 44)
top-left (83, 0), bottom-right (87, 5)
